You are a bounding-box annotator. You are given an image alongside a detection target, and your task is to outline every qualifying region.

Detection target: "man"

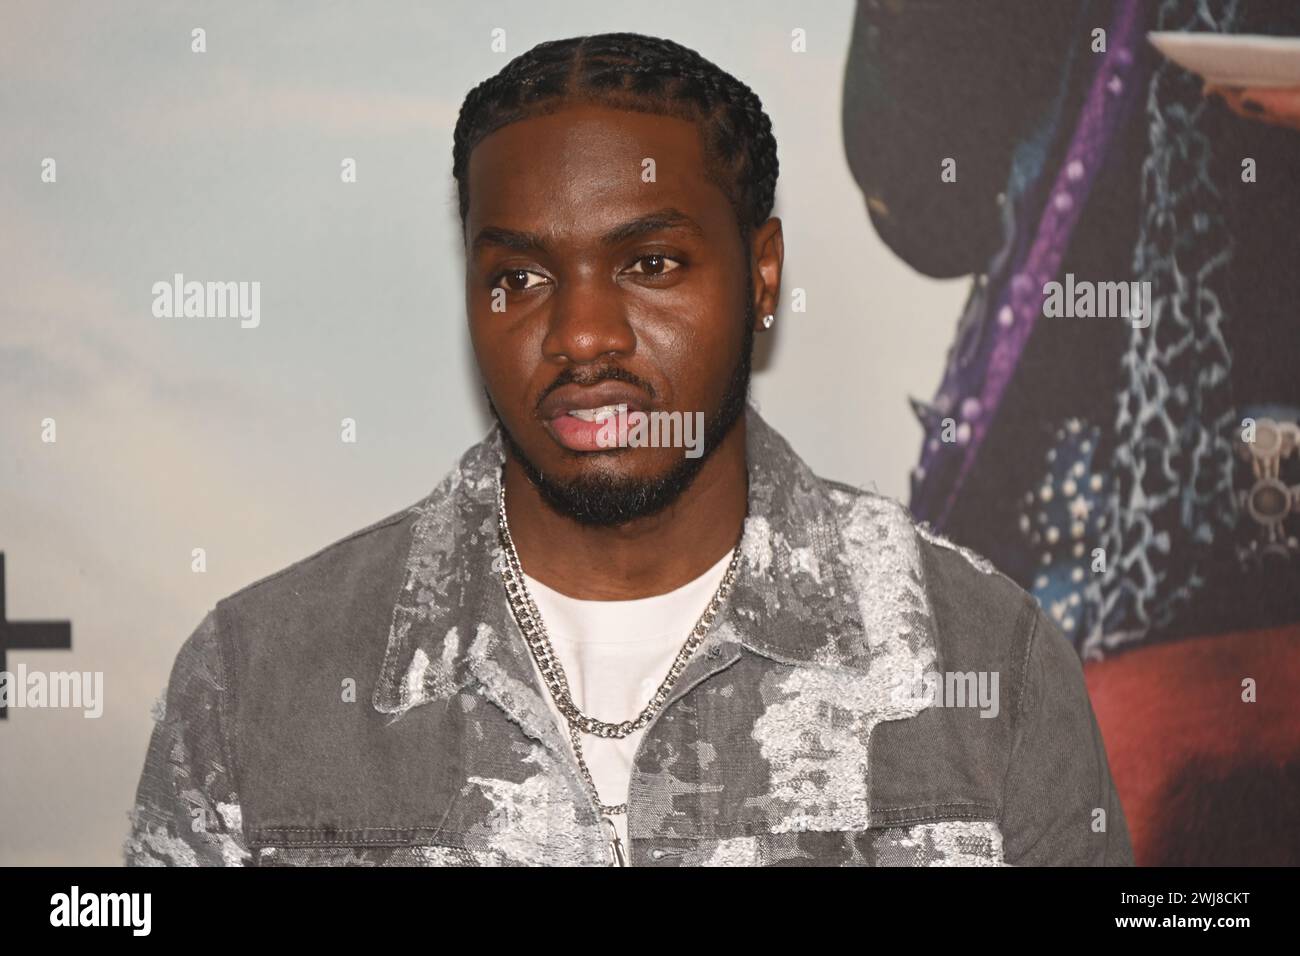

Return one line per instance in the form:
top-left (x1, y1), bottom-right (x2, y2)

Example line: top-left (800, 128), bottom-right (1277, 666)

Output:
top-left (125, 32), bottom-right (1131, 867)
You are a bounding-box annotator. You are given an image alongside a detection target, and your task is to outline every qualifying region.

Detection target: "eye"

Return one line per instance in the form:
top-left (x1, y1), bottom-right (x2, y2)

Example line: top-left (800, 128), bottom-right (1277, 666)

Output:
top-left (493, 268), bottom-right (549, 292)
top-left (625, 254), bottom-right (682, 277)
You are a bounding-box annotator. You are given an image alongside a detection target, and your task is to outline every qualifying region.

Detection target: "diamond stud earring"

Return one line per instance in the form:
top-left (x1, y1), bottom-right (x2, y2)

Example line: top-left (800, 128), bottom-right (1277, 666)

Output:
top-left (762, 313), bottom-right (775, 329)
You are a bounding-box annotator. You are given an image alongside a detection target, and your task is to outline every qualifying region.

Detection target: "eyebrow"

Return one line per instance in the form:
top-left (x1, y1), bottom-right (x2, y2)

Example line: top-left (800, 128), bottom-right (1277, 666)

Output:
top-left (470, 207), bottom-right (705, 258)
top-left (602, 208), bottom-right (705, 246)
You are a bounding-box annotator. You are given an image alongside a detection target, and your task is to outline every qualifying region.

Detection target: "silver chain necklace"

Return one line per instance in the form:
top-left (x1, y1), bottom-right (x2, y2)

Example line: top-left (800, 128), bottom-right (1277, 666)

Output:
top-left (494, 475), bottom-right (743, 866)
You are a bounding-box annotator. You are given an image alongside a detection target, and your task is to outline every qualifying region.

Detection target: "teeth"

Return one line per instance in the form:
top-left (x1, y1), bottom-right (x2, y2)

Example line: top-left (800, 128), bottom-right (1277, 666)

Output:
top-left (568, 404), bottom-right (625, 422)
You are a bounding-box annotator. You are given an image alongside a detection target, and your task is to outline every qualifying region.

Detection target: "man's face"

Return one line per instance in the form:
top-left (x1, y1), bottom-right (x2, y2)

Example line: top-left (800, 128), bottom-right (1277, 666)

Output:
top-left (464, 102), bottom-right (758, 525)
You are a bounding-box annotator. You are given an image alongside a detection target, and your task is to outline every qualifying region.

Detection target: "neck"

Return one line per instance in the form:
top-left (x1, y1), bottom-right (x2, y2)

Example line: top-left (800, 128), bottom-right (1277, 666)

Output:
top-left (502, 420), bottom-right (748, 600)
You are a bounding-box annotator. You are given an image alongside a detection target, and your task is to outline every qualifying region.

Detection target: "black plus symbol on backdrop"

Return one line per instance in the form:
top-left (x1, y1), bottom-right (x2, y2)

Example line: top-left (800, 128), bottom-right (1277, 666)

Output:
top-left (0, 553), bottom-right (73, 720)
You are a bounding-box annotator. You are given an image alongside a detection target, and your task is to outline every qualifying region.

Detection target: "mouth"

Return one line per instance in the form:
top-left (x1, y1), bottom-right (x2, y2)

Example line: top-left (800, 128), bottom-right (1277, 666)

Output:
top-left (538, 382), bottom-right (652, 453)
top-left (546, 404), bottom-right (631, 452)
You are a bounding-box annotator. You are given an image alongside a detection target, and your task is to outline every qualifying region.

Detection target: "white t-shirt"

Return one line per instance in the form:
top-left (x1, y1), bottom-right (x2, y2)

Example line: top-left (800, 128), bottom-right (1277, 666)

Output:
top-left (519, 546), bottom-right (735, 861)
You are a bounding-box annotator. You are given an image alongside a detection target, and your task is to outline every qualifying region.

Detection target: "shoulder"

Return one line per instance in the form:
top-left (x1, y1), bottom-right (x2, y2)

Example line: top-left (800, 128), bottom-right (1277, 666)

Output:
top-left (193, 498), bottom-right (431, 692)
top-left (229, 504), bottom-right (417, 601)
top-left (213, 433), bottom-right (501, 618)
top-left (822, 477), bottom-right (1043, 676)
top-left (154, 504), bottom-right (421, 700)
top-left (156, 609), bottom-right (227, 719)
top-left (822, 476), bottom-right (1011, 587)
top-left (201, 496), bottom-right (426, 655)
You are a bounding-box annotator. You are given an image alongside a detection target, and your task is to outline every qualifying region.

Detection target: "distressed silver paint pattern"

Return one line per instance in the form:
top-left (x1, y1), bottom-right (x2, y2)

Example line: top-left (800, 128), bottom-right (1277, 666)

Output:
top-left (124, 614), bottom-right (251, 866)
top-left (463, 741), bottom-right (596, 866)
top-left (870, 821), bottom-right (1006, 866)
top-left (255, 844), bottom-right (487, 866)
top-left (749, 667), bottom-right (880, 833)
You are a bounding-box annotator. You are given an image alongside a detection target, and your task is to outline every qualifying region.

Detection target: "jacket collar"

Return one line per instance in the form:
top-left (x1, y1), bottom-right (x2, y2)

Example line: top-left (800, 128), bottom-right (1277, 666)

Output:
top-left (372, 403), bottom-right (938, 751)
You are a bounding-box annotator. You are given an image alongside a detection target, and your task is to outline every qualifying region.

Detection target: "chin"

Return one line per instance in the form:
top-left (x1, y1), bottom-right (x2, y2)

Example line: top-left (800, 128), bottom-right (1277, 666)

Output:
top-left (520, 447), bottom-right (711, 527)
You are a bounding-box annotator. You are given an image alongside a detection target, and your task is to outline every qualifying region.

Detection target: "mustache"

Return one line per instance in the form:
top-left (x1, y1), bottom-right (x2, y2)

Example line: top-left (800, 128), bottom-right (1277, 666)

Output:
top-left (536, 364), bottom-right (657, 411)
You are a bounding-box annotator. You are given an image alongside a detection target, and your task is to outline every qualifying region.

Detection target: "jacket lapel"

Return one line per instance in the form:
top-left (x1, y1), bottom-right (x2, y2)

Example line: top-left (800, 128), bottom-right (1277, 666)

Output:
top-left (369, 425), bottom-right (565, 750)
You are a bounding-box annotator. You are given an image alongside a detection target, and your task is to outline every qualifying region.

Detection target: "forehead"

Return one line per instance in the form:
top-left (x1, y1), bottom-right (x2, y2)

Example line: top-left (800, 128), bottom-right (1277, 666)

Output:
top-left (464, 102), bottom-right (732, 241)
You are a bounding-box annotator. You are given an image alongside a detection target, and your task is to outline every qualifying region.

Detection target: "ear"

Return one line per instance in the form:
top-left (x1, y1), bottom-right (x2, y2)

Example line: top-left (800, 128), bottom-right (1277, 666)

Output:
top-left (750, 217), bottom-right (784, 329)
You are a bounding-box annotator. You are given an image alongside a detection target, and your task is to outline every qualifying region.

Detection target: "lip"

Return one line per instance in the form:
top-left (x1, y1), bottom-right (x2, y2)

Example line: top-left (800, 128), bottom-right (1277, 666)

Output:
top-left (539, 382), bottom-right (653, 453)
top-left (538, 382), bottom-right (651, 420)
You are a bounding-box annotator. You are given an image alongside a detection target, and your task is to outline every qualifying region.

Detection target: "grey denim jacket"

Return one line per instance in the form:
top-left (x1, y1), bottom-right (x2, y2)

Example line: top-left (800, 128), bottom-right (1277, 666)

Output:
top-left (125, 404), bottom-right (1133, 866)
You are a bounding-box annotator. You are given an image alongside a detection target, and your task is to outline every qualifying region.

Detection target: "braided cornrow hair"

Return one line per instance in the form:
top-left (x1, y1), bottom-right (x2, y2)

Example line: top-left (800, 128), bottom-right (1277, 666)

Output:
top-left (452, 32), bottom-right (779, 246)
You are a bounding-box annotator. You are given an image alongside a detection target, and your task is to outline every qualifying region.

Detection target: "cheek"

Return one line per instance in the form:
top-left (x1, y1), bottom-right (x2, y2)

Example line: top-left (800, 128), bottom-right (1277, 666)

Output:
top-left (470, 308), bottom-right (533, 373)
top-left (657, 265), bottom-right (743, 339)
top-left (669, 288), bottom-right (745, 364)
top-left (472, 328), bottom-right (532, 413)
top-left (468, 322), bottom-right (500, 384)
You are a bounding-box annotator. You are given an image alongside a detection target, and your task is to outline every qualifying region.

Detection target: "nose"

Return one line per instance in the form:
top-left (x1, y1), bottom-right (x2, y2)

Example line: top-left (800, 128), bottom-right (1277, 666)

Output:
top-left (540, 272), bottom-right (637, 365)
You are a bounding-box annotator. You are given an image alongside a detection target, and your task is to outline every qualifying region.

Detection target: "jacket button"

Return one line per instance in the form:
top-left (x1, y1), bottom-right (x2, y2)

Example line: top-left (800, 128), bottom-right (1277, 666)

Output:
top-left (650, 848), bottom-right (665, 860)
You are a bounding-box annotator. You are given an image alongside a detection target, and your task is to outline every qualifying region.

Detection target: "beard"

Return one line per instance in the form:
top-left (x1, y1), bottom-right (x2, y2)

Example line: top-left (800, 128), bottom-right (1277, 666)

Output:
top-left (489, 298), bottom-right (755, 528)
